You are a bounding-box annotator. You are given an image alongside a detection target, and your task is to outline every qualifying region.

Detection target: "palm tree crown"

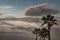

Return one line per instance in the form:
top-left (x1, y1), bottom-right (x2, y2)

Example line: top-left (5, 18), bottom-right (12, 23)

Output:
top-left (32, 28), bottom-right (40, 34)
top-left (41, 14), bottom-right (58, 27)
top-left (39, 28), bottom-right (48, 40)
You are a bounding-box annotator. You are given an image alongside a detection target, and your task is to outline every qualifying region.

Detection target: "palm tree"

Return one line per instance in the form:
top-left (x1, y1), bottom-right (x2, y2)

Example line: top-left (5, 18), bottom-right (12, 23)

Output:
top-left (32, 28), bottom-right (40, 40)
top-left (39, 28), bottom-right (48, 40)
top-left (41, 14), bottom-right (58, 40)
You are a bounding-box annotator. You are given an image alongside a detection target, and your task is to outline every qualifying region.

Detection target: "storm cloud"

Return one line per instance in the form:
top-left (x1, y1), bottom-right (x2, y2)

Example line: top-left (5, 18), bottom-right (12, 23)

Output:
top-left (24, 3), bottom-right (59, 16)
top-left (0, 13), bottom-right (60, 40)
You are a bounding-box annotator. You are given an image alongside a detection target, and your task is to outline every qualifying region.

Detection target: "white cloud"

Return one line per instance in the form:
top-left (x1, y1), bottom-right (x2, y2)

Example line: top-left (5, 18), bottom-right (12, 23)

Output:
top-left (0, 6), bottom-right (18, 14)
top-left (0, 6), bottom-right (14, 9)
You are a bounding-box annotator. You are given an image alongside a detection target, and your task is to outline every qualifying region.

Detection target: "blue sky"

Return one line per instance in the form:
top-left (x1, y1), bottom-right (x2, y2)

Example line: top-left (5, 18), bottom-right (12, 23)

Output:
top-left (0, 0), bottom-right (60, 16)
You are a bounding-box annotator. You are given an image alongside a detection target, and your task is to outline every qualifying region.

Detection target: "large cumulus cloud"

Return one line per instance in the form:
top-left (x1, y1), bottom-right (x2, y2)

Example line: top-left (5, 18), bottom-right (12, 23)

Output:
top-left (24, 3), bottom-right (59, 16)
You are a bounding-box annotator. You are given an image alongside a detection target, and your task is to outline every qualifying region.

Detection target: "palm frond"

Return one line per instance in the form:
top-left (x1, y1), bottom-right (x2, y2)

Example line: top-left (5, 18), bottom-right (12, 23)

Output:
top-left (53, 21), bottom-right (58, 25)
top-left (46, 14), bottom-right (51, 20)
top-left (41, 21), bottom-right (47, 26)
top-left (39, 28), bottom-right (48, 38)
top-left (32, 28), bottom-right (40, 34)
top-left (42, 16), bottom-right (46, 21)
top-left (52, 19), bottom-right (57, 22)
top-left (50, 16), bottom-right (54, 20)
top-left (47, 14), bottom-right (51, 18)
top-left (35, 28), bottom-right (40, 31)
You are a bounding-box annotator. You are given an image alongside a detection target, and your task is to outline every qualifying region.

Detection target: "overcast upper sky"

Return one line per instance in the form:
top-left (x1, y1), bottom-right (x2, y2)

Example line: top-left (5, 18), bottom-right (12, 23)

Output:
top-left (0, 0), bottom-right (60, 16)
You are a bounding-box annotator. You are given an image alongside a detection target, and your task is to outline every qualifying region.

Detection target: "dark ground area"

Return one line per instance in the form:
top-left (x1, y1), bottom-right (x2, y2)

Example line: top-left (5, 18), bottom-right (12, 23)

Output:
top-left (0, 32), bottom-right (34, 40)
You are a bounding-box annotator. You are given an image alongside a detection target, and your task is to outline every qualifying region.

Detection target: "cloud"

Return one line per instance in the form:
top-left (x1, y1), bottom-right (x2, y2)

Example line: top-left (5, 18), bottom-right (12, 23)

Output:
top-left (24, 3), bottom-right (59, 16)
top-left (0, 14), bottom-right (60, 40)
top-left (0, 6), bottom-right (14, 9)
top-left (0, 17), bottom-right (60, 40)
top-left (0, 6), bottom-right (18, 14)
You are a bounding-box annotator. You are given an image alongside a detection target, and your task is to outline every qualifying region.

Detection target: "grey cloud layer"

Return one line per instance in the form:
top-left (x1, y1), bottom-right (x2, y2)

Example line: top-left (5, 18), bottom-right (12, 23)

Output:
top-left (0, 12), bottom-right (60, 40)
top-left (24, 3), bottom-right (59, 16)
top-left (0, 17), bottom-right (60, 40)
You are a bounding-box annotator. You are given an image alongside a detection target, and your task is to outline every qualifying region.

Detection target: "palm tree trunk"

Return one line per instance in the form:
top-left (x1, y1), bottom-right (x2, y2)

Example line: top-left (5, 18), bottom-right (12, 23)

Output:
top-left (36, 34), bottom-right (38, 40)
top-left (43, 37), bottom-right (45, 40)
top-left (48, 27), bottom-right (51, 40)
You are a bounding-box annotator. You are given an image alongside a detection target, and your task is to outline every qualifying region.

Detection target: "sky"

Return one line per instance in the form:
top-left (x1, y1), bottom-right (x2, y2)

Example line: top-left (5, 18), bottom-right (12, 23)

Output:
top-left (0, 0), bottom-right (60, 40)
top-left (0, 0), bottom-right (60, 16)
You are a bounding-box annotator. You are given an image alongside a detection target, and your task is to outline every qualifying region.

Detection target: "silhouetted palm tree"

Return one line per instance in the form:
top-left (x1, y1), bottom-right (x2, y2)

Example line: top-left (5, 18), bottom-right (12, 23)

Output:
top-left (41, 14), bottom-right (58, 40)
top-left (39, 28), bottom-right (48, 40)
top-left (32, 28), bottom-right (40, 40)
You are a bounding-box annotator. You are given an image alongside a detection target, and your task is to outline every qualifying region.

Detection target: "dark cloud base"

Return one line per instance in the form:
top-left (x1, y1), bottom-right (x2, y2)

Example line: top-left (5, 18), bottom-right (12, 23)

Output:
top-left (24, 4), bottom-right (59, 16)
